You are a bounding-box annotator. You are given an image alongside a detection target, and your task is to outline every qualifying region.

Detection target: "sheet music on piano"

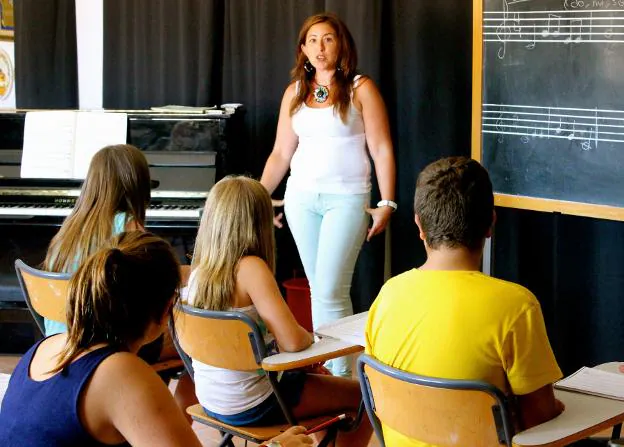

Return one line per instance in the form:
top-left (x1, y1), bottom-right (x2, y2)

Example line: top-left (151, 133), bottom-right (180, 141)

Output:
top-left (20, 111), bottom-right (127, 179)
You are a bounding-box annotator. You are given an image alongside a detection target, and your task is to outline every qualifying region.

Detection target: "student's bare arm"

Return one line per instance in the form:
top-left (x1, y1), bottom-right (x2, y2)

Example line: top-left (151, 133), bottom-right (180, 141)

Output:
top-left (516, 384), bottom-right (565, 430)
top-left (240, 256), bottom-right (312, 352)
top-left (84, 353), bottom-right (202, 447)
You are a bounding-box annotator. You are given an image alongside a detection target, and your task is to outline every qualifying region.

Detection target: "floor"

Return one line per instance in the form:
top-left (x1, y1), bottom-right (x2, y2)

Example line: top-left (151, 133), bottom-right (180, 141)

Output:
top-left (0, 355), bottom-right (381, 446)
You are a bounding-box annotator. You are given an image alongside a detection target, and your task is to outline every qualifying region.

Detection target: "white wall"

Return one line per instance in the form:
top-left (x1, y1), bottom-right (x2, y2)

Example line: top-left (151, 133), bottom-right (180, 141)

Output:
top-left (75, 0), bottom-right (103, 109)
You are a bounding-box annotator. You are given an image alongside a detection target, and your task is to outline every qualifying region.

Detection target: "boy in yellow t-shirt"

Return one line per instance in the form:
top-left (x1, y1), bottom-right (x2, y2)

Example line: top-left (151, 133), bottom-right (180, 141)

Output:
top-left (366, 157), bottom-right (564, 447)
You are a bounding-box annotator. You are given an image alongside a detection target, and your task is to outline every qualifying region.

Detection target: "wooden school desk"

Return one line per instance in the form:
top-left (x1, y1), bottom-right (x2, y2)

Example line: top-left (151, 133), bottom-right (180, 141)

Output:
top-left (305, 312), bottom-right (624, 447)
top-left (513, 362), bottom-right (624, 447)
top-left (261, 311), bottom-right (368, 371)
top-left (261, 337), bottom-right (363, 371)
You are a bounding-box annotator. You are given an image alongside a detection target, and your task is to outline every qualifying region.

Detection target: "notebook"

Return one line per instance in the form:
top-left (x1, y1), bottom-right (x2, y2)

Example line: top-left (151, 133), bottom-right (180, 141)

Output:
top-left (0, 372), bottom-right (10, 404)
top-left (315, 311), bottom-right (368, 347)
top-left (555, 366), bottom-right (624, 401)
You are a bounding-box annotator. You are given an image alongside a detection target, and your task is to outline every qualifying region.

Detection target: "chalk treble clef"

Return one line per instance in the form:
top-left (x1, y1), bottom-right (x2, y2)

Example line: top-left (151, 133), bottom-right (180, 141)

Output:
top-left (496, 0), bottom-right (511, 59)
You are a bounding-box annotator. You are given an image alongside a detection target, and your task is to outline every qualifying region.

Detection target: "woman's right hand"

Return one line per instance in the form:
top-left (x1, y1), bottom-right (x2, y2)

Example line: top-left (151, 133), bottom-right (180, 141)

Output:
top-left (269, 426), bottom-right (313, 446)
top-left (272, 199), bottom-right (285, 228)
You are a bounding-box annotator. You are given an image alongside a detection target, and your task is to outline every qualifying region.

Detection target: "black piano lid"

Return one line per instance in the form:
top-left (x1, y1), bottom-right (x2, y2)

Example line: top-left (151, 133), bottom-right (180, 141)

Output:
top-left (0, 178), bottom-right (160, 189)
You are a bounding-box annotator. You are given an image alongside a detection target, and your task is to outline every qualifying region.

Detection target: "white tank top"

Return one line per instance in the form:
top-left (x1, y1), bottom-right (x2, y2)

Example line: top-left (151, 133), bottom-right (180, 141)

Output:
top-left (185, 271), bottom-right (277, 415)
top-left (288, 76), bottom-right (371, 194)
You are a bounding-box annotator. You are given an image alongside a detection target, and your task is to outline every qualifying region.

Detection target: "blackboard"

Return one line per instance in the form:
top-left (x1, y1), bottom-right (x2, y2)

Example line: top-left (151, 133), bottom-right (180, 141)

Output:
top-left (472, 0), bottom-right (624, 220)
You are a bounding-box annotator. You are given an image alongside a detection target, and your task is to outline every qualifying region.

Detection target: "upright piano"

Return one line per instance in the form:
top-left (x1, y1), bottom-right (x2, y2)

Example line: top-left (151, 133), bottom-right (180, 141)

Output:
top-left (0, 109), bottom-right (244, 345)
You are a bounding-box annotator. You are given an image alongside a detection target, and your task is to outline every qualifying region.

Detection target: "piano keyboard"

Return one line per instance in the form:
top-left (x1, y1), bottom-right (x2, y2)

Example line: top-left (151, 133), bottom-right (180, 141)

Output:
top-left (0, 204), bottom-right (202, 220)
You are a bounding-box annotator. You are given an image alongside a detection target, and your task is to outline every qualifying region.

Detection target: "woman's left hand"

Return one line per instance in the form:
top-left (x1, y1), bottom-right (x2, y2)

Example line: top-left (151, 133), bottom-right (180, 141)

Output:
top-left (365, 206), bottom-right (393, 241)
top-left (272, 199), bottom-right (285, 228)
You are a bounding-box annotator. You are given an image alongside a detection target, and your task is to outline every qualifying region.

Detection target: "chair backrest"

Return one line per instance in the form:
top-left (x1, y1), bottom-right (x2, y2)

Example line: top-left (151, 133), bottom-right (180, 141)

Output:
top-left (172, 304), bottom-right (268, 372)
top-left (358, 354), bottom-right (514, 447)
top-left (15, 259), bottom-right (71, 335)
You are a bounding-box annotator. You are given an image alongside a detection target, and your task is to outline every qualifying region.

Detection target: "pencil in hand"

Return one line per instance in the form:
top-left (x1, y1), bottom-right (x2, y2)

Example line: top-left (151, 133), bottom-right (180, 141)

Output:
top-left (304, 413), bottom-right (347, 435)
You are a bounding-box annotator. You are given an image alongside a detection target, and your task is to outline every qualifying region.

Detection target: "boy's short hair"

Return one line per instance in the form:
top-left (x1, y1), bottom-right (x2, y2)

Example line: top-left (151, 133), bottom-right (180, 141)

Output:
top-left (414, 156), bottom-right (494, 251)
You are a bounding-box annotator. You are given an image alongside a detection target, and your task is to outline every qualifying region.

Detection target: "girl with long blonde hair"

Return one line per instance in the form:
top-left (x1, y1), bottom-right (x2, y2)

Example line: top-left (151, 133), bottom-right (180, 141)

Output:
top-left (187, 176), bottom-right (372, 446)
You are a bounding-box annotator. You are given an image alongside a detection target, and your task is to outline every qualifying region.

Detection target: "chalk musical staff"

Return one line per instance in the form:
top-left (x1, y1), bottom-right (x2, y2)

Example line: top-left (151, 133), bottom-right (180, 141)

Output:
top-left (485, 5), bottom-right (624, 58)
top-left (483, 104), bottom-right (624, 149)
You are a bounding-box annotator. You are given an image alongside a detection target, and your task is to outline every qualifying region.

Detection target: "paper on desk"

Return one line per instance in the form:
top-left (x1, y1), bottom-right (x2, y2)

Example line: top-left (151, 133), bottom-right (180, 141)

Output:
top-left (555, 366), bottom-right (624, 401)
top-left (315, 311), bottom-right (368, 347)
top-left (0, 372), bottom-right (10, 405)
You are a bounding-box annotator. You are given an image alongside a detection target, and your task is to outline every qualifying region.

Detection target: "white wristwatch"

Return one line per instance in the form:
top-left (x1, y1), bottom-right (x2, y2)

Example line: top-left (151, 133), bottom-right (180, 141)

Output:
top-left (377, 199), bottom-right (398, 212)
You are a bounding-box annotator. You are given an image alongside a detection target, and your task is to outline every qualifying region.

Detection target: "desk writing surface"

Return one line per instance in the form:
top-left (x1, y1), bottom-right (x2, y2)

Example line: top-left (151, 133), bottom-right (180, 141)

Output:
top-left (513, 362), bottom-right (624, 446)
top-left (512, 390), bottom-right (624, 446)
top-left (261, 338), bottom-right (363, 372)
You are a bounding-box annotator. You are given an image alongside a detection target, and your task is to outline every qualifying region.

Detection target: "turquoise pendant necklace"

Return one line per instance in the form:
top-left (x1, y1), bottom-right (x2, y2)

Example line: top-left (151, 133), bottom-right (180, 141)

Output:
top-left (313, 83), bottom-right (329, 103)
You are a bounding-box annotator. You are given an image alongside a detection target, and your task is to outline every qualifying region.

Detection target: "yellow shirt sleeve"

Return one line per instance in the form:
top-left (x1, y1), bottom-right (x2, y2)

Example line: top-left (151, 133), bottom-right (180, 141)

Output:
top-left (365, 290), bottom-right (381, 356)
top-left (502, 302), bottom-right (563, 395)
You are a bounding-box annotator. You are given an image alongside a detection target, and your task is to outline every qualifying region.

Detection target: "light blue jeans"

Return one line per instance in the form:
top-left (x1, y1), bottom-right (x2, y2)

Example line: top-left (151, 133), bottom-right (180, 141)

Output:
top-left (284, 184), bottom-right (369, 377)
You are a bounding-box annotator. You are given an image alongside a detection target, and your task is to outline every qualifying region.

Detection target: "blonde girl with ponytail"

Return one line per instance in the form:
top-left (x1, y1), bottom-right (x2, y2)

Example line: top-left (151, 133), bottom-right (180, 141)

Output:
top-left (187, 176), bottom-right (372, 447)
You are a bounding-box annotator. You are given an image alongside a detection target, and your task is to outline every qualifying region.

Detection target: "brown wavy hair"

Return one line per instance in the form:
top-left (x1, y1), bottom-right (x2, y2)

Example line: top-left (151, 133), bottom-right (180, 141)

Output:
top-left (289, 12), bottom-right (360, 124)
top-left (51, 231), bottom-right (181, 373)
top-left (44, 144), bottom-right (151, 273)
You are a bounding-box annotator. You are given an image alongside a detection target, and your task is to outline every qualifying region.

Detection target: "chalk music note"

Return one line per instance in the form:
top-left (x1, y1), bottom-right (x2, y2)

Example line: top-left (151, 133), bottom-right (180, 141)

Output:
top-left (565, 18), bottom-right (583, 44)
top-left (512, 12), bottom-right (521, 33)
top-left (567, 120), bottom-right (576, 141)
top-left (605, 17), bottom-right (614, 39)
top-left (542, 14), bottom-right (562, 37)
top-left (526, 24), bottom-right (537, 49)
top-left (554, 117), bottom-right (563, 135)
top-left (547, 107), bottom-right (552, 139)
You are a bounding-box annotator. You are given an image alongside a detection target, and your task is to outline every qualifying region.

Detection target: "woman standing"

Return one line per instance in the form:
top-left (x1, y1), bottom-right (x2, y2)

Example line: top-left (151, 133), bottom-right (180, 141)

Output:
top-left (260, 13), bottom-right (396, 377)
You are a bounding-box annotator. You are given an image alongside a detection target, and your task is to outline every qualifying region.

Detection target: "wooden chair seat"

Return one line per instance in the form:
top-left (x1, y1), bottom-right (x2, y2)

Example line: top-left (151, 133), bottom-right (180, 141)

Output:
top-left (15, 259), bottom-right (184, 381)
top-left (187, 404), bottom-right (355, 443)
top-left (358, 354), bottom-right (515, 447)
top-left (172, 304), bottom-right (360, 447)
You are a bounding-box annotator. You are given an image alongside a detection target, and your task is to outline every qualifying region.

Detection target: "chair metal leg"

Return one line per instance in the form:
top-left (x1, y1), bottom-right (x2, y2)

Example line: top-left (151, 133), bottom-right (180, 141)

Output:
top-left (612, 423), bottom-right (622, 439)
top-left (317, 425), bottom-right (339, 447)
top-left (217, 432), bottom-right (235, 447)
top-left (266, 371), bottom-right (297, 425)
